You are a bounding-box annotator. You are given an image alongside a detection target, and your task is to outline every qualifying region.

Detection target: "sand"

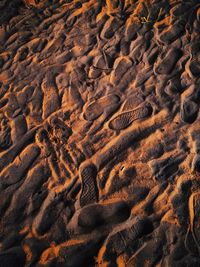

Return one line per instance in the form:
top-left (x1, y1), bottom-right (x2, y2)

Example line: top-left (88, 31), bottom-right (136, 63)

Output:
top-left (0, 0), bottom-right (200, 266)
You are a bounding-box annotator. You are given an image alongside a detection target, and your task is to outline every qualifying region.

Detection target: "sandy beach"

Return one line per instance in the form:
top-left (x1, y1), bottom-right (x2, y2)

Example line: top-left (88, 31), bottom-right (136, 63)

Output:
top-left (0, 0), bottom-right (200, 266)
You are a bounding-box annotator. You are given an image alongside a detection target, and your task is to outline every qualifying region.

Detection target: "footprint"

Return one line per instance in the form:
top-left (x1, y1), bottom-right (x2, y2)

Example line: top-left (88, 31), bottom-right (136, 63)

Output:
top-left (79, 163), bottom-right (98, 207)
top-left (0, 113), bottom-right (12, 150)
top-left (11, 115), bottom-right (27, 144)
top-left (189, 193), bottom-right (200, 252)
top-left (0, 144), bottom-right (40, 186)
top-left (101, 17), bottom-right (122, 39)
top-left (141, 141), bottom-right (164, 162)
top-left (49, 117), bottom-right (72, 144)
top-left (127, 237), bottom-right (163, 267)
top-left (9, 163), bottom-right (50, 218)
top-left (83, 94), bottom-right (120, 121)
top-left (180, 98), bottom-right (199, 124)
top-left (109, 103), bottom-right (153, 130)
top-left (23, 238), bottom-right (48, 266)
top-left (33, 191), bottom-right (64, 235)
top-left (149, 154), bottom-right (184, 182)
top-left (41, 76), bottom-right (60, 119)
top-left (185, 229), bottom-right (199, 255)
top-left (110, 57), bottom-right (132, 85)
top-left (98, 217), bottom-right (153, 263)
top-left (134, 67), bottom-right (153, 87)
top-left (158, 19), bottom-right (186, 44)
top-left (187, 59), bottom-right (200, 79)
top-left (154, 48), bottom-right (182, 75)
top-left (0, 246), bottom-right (26, 267)
top-left (0, 127), bottom-right (39, 172)
top-left (6, 93), bottom-right (21, 118)
top-left (15, 47), bottom-right (29, 62)
top-left (31, 38), bottom-right (48, 53)
top-left (36, 128), bottom-right (52, 157)
top-left (78, 201), bottom-right (130, 231)
top-left (68, 142), bottom-right (85, 168)
top-left (55, 73), bottom-right (69, 91)
top-left (170, 3), bottom-right (193, 18)
top-left (143, 46), bottom-right (159, 66)
top-left (191, 154), bottom-right (200, 173)
top-left (122, 93), bottom-right (144, 111)
top-left (125, 18), bottom-right (142, 42)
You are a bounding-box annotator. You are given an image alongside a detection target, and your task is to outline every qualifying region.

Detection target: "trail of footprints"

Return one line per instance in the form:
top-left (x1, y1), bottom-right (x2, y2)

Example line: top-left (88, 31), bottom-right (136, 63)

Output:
top-left (0, 0), bottom-right (200, 266)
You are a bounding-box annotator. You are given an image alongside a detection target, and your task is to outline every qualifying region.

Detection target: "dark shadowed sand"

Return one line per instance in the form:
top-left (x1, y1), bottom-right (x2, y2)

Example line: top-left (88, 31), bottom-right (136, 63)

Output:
top-left (0, 0), bottom-right (200, 266)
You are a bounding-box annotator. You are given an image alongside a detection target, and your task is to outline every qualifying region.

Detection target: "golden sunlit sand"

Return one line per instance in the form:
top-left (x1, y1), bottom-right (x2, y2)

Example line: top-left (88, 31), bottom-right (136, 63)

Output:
top-left (0, 0), bottom-right (200, 266)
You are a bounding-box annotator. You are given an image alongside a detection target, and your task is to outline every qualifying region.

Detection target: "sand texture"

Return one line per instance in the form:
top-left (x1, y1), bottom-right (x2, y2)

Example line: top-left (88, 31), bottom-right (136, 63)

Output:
top-left (0, 0), bottom-right (200, 266)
